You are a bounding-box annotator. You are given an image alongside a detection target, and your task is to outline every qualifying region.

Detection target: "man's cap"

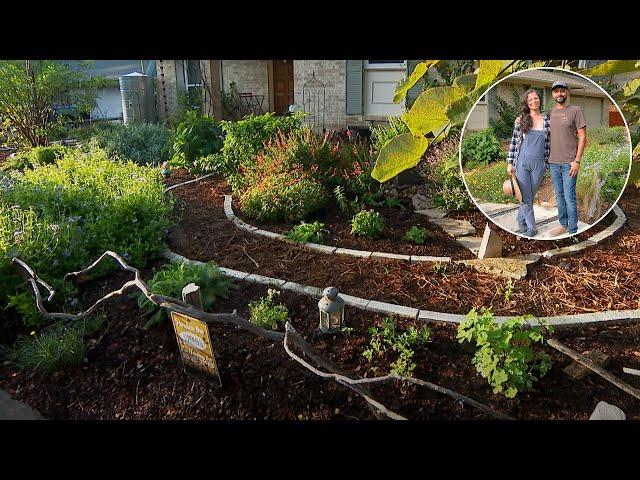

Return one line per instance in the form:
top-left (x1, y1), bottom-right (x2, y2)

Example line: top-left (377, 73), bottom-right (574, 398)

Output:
top-left (552, 80), bottom-right (568, 90)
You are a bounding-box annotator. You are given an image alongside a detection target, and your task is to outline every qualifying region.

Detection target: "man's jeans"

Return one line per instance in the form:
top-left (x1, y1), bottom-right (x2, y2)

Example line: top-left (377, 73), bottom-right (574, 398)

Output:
top-left (549, 163), bottom-right (578, 234)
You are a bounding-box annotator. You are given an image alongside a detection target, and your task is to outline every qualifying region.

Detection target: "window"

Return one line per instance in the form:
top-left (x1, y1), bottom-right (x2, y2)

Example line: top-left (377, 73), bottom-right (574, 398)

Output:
top-left (182, 60), bottom-right (203, 111)
top-left (365, 60), bottom-right (407, 70)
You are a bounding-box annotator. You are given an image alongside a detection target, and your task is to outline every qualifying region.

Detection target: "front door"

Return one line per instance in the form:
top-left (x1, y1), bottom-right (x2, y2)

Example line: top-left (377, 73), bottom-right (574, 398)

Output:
top-left (364, 60), bottom-right (407, 116)
top-left (273, 60), bottom-right (294, 115)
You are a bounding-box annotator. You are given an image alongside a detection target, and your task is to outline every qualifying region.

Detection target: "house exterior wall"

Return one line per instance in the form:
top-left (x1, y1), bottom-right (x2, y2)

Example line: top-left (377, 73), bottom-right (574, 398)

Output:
top-left (221, 60), bottom-right (269, 105)
top-left (91, 87), bottom-right (123, 121)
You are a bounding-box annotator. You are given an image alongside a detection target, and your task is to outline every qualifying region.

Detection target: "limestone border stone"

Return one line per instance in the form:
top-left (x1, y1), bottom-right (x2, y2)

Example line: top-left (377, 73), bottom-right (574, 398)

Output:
top-left (162, 249), bottom-right (640, 328)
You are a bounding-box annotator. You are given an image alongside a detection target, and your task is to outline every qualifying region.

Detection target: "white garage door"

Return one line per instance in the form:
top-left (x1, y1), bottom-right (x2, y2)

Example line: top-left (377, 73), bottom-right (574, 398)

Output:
top-left (570, 95), bottom-right (604, 128)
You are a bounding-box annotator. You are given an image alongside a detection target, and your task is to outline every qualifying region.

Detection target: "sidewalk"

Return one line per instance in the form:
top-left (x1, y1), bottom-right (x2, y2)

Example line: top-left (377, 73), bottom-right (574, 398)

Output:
top-left (0, 389), bottom-right (45, 420)
top-left (478, 202), bottom-right (589, 240)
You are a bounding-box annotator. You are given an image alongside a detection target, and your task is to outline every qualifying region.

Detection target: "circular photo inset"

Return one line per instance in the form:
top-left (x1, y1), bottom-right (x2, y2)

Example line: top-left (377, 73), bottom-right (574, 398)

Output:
top-left (459, 67), bottom-right (633, 240)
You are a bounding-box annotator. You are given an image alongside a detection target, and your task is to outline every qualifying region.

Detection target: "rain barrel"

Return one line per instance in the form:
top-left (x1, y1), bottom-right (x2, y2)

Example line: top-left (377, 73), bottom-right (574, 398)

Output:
top-left (119, 72), bottom-right (157, 124)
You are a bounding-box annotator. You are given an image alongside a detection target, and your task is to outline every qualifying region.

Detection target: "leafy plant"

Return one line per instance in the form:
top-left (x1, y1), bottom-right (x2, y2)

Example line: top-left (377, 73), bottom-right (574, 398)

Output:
top-left (350, 209), bottom-right (384, 239)
top-left (362, 317), bottom-right (430, 377)
top-left (456, 307), bottom-right (553, 398)
top-left (433, 262), bottom-right (448, 276)
top-left (89, 123), bottom-right (174, 166)
top-left (489, 86), bottom-right (522, 141)
top-left (333, 185), bottom-right (350, 214)
top-left (503, 278), bottom-right (515, 303)
top-left (137, 261), bottom-right (234, 328)
top-left (171, 111), bottom-right (223, 170)
top-left (0, 144), bottom-right (67, 172)
top-left (248, 288), bottom-right (288, 330)
top-left (5, 291), bottom-right (43, 327)
top-left (403, 225), bottom-right (430, 244)
top-left (434, 155), bottom-right (473, 210)
top-left (285, 221), bottom-right (326, 243)
top-left (461, 128), bottom-right (505, 167)
top-left (587, 126), bottom-right (627, 146)
top-left (370, 116), bottom-right (410, 154)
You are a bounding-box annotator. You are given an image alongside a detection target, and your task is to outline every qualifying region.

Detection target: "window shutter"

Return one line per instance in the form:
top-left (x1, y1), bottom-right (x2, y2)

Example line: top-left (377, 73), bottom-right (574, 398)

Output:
top-left (175, 60), bottom-right (186, 93)
top-left (345, 60), bottom-right (363, 115)
top-left (406, 60), bottom-right (425, 106)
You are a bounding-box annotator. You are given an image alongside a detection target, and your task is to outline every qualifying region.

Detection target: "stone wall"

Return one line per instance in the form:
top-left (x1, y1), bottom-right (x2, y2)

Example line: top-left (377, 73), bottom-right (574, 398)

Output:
top-left (221, 60), bottom-right (269, 109)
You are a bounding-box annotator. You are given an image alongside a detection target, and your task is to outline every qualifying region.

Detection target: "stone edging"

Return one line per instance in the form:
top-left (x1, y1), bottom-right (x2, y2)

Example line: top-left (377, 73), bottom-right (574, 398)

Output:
top-left (223, 195), bottom-right (451, 263)
top-left (224, 195), bottom-right (627, 263)
top-left (162, 249), bottom-right (640, 328)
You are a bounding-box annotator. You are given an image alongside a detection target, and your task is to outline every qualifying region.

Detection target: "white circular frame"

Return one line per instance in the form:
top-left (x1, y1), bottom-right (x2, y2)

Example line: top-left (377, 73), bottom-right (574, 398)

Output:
top-left (458, 66), bottom-right (633, 241)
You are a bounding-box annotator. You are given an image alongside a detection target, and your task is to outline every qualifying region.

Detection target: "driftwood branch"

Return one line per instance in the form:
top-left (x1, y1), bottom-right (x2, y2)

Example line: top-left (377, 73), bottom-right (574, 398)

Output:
top-left (548, 338), bottom-right (640, 401)
top-left (12, 251), bottom-right (511, 420)
top-left (284, 323), bottom-right (513, 420)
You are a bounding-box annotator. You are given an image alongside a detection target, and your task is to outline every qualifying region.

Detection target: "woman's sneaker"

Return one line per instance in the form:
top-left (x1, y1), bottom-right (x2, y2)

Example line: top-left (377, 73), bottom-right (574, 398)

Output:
top-left (515, 223), bottom-right (528, 234)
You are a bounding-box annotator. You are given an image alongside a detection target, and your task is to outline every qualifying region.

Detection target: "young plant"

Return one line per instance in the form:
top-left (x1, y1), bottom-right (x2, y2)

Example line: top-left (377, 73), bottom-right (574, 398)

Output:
top-left (5, 291), bottom-right (44, 328)
top-left (137, 261), bottom-right (234, 328)
top-left (383, 197), bottom-right (406, 210)
top-left (285, 221), bottom-right (326, 243)
top-left (456, 307), bottom-right (553, 398)
top-left (350, 210), bottom-right (384, 239)
top-left (403, 225), bottom-right (430, 244)
top-left (503, 278), bottom-right (515, 303)
top-left (333, 185), bottom-right (350, 214)
top-left (433, 262), bottom-right (449, 276)
top-left (248, 289), bottom-right (288, 330)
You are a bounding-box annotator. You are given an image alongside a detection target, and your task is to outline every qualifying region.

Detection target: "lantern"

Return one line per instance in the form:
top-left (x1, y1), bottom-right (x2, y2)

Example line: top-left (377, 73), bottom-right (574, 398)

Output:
top-left (318, 287), bottom-right (345, 333)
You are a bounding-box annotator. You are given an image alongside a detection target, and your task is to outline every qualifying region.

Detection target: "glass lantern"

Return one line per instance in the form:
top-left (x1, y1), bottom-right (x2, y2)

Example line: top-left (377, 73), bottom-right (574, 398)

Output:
top-left (318, 287), bottom-right (345, 333)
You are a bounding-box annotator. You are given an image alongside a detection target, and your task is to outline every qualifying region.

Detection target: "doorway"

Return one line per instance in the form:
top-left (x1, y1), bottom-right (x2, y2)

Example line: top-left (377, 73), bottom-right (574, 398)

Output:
top-left (272, 60), bottom-right (294, 115)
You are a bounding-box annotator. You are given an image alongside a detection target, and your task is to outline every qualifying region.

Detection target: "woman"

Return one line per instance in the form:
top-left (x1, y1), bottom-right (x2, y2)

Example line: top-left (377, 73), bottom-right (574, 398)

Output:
top-left (506, 88), bottom-right (550, 237)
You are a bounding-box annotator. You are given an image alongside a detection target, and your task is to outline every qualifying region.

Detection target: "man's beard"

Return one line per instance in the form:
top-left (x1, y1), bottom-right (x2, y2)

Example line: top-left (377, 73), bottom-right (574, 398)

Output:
top-left (555, 95), bottom-right (567, 104)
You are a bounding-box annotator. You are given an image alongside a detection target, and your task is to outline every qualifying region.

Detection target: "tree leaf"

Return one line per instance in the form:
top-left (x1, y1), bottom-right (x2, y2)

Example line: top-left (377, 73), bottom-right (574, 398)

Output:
top-left (401, 86), bottom-right (463, 136)
top-left (445, 86), bottom-right (484, 126)
top-left (453, 73), bottom-right (477, 94)
top-left (393, 60), bottom-right (439, 104)
top-left (475, 60), bottom-right (512, 90)
top-left (623, 78), bottom-right (640, 97)
top-left (371, 133), bottom-right (429, 183)
top-left (580, 60), bottom-right (639, 77)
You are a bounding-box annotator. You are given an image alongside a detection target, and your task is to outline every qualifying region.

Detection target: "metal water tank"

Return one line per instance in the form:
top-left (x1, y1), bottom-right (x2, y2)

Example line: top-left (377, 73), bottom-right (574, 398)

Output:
top-left (119, 72), bottom-right (157, 124)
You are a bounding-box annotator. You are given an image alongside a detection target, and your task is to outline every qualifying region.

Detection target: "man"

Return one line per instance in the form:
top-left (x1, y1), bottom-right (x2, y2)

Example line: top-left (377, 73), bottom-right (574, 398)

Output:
top-left (547, 80), bottom-right (587, 237)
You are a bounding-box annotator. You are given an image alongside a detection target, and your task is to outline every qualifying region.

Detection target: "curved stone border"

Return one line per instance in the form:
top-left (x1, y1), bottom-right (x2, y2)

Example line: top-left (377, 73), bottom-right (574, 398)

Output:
top-left (540, 205), bottom-right (627, 259)
top-left (223, 195), bottom-right (451, 263)
top-left (162, 249), bottom-right (640, 329)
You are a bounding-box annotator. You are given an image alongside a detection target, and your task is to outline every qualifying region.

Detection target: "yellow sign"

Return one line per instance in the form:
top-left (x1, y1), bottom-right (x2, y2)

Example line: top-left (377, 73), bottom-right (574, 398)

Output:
top-left (171, 311), bottom-right (221, 386)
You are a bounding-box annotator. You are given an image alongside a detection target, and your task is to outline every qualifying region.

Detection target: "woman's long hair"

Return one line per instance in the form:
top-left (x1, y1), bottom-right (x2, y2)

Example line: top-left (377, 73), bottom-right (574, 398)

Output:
top-left (520, 88), bottom-right (543, 135)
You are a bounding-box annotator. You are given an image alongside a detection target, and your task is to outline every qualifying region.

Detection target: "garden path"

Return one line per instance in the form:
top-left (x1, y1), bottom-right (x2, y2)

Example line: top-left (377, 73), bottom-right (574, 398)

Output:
top-left (0, 388), bottom-right (44, 420)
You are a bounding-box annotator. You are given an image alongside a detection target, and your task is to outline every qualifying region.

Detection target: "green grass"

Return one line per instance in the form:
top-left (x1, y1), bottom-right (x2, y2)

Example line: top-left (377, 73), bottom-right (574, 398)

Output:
top-left (464, 162), bottom-right (518, 204)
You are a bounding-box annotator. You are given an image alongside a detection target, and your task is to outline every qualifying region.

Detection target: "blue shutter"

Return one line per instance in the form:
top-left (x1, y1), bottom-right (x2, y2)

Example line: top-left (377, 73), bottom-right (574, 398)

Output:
top-left (345, 60), bottom-right (363, 115)
top-left (406, 60), bottom-right (424, 107)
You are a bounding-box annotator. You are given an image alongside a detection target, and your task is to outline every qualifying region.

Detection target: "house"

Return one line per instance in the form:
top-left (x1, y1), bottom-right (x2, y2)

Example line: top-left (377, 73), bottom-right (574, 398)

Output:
top-left (155, 60), bottom-right (424, 130)
top-left (466, 69), bottom-right (614, 133)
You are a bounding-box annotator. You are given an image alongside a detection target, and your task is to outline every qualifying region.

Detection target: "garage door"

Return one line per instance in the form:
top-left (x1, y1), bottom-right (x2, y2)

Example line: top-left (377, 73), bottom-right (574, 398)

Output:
top-left (570, 95), bottom-right (604, 128)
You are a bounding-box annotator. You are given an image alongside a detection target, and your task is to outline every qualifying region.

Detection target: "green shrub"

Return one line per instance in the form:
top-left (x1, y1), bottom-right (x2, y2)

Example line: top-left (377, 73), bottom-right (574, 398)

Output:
top-left (362, 317), bottom-right (430, 377)
top-left (489, 86), bottom-right (521, 141)
top-left (456, 307), bottom-right (553, 398)
top-left (461, 128), bottom-right (505, 167)
top-left (248, 288), bottom-right (288, 330)
top-left (403, 225), bottom-right (430, 244)
top-left (588, 126), bottom-right (627, 146)
top-left (370, 116), bottom-right (410, 154)
top-left (90, 122), bottom-right (174, 165)
top-left (5, 291), bottom-right (44, 327)
top-left (0, 144), bottom-right (67, 172)
top-left (350, 209), bottom-right (384, 239)
top-left (172, 111), bottom-right (223, 171)
top-left (137, 261), bottom-right (234, 328)
top-left (435, 155), bottom-right (473, 210)
top-left (285, 221), bottom-right (326, 243)
top-left (218, 112), bottom-right (305, 177)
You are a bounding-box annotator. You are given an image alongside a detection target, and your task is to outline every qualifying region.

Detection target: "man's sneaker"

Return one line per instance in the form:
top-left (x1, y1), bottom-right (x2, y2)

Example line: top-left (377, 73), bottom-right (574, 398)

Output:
top-left (524, 229), bottom-right (538, 238)
top-left (548, 224), bottom-right (568, 237)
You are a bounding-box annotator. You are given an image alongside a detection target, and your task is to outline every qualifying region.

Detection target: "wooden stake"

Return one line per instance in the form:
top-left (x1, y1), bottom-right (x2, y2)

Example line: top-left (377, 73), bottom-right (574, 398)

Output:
top-left (182, 283), bottom-right (203, 311)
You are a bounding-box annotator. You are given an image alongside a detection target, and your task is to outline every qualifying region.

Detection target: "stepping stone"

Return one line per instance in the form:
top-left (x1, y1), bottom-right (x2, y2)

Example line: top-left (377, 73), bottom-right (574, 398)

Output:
top-left (430, 218), bottom-right (475, 237)
top-left (536, 220), bottom-right (591, 240)
top-left (412, 193), bottom-right (435, 210)
top-left (456, 236), bottom-right (482, 255)
top-left (0, 389), bottom-right (44, 420)
top-left (478, 202), bottom-right (519, 216)
top-left (415, 208), bottom-right (449, 219)
top-left (477, 224), bottom-right (502, 259)
top-left (455, 254), bottom-right (540, 280)
top-left (589, 401), bottom-right (626, 420)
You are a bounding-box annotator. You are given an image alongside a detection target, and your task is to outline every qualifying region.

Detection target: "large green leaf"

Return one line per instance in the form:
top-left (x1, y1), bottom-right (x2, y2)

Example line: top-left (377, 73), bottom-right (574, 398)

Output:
top-left (446, 86), bottom-right (485, 126)
top-left (623, 78), bottom-right (640, 97)
top-left (401, 86), bottom-right (463, 136)
top-left (475, 60), bottom-right (513, 90)
top-left (453, 73), bottom-right (477, 94)
top-left (393, 60), bottom-right (439, 104)
top-left (629, 158), bottom-right (640, 187)
top-left (580, 60), bottom-right (639, 77)
top-left (371, 133), bottom-right (429, 183)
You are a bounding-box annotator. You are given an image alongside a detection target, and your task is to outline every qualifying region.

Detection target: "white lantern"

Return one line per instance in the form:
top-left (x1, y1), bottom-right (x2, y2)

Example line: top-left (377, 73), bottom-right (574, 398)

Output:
top-left (318, 287), bottom-right (345, 333)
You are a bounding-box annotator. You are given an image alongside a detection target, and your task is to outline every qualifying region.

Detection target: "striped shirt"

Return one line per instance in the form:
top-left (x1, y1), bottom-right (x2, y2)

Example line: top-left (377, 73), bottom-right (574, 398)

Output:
top-left (507, 114), bottom-right (550, 169)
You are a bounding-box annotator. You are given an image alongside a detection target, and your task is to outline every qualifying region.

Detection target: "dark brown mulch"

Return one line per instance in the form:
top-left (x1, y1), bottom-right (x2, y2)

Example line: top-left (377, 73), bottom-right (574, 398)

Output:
top-left (166, 172), bottom-right (640, 318)
top-left (1, 271), bottom-right (639, 420)
top-left (236, 197), bottom-right (474, 259)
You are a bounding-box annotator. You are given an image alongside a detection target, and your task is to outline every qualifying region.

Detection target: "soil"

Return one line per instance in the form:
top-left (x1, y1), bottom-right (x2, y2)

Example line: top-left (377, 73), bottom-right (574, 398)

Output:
top-left (2, 168), bottom-right (640, 420)
top-left (166, 170), bottom-right (640, 317)
top-left (1, 269), bottom-right (639, 420)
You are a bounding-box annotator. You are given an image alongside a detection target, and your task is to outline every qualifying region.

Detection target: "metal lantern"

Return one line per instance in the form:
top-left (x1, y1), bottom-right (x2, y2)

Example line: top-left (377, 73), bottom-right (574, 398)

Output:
top-left (161, 161), bottom-right (170, 178)
top-left (318, 287), bottom-right (345, 333)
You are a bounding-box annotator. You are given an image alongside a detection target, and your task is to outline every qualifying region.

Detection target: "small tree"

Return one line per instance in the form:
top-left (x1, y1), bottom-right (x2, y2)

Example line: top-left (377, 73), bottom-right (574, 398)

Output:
top-left (0, 60), bottom-right (98, 147)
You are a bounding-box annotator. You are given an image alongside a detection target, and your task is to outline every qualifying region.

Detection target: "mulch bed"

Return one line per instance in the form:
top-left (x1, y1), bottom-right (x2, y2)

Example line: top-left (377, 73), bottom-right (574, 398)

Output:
top-left (1, 272), bottom-right (639, 420)
top-left (167, 170), bottom-right (640, 317)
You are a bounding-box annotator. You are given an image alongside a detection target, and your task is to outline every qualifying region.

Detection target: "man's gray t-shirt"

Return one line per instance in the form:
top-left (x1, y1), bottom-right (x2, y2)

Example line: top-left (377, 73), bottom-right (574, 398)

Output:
top-left (549, 104), bottom-right (586, 164)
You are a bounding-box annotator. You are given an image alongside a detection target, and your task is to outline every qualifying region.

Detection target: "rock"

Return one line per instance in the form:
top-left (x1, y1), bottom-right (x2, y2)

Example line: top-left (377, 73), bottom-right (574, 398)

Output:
top-left (430, 218), bottom-right (476, 237)
top-left (478, 224), bottom-right (503, 259)
top-left (589, 401), bottom-right (626, 420)
top-left (412, 193), bottom-right (429, 210)
top-left (457, 236), bottom-right (483, 255)
top-left (415, 208), bottom-right (449, 219)
top-left (455, 254), bottom-right (540, 280)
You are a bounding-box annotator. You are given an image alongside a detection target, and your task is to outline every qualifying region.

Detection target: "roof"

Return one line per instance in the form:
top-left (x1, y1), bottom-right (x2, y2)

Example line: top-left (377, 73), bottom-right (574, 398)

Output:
top-left (504, 69), bottom-right (607, 97)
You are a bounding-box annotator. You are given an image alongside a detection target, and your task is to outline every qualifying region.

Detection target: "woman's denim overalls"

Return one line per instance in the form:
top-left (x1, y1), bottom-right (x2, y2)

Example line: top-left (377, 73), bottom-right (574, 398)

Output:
top-left (515, 129), bottom-right (546, 236)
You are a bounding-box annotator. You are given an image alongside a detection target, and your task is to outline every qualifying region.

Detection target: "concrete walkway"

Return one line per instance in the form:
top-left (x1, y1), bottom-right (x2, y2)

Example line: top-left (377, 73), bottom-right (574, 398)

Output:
top-left (0, 389), bottom-right (44, 420)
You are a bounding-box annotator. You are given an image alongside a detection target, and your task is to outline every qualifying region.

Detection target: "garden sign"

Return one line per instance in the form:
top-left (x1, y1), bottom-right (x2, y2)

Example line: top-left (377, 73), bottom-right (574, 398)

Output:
top-left (170, 311), bottom-right (222, 387)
